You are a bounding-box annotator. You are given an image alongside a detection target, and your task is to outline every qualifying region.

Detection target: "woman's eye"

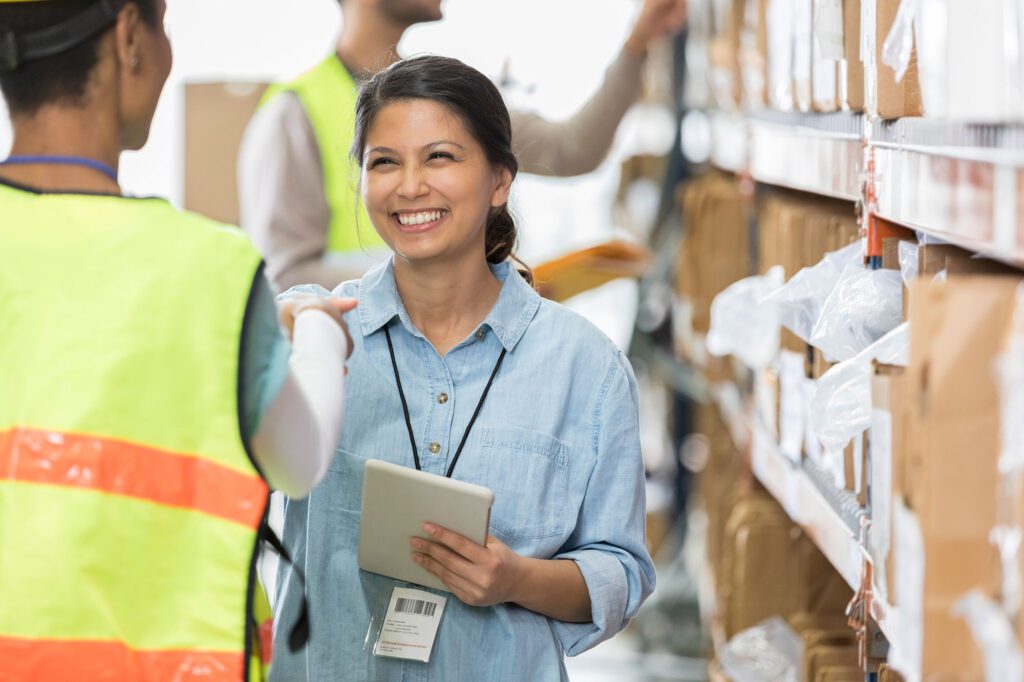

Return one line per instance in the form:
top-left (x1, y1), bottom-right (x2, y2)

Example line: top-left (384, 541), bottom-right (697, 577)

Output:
top-left (428, 152), bottom-right (455, 162)
top-left (369, 158), bottom-right (396, 169)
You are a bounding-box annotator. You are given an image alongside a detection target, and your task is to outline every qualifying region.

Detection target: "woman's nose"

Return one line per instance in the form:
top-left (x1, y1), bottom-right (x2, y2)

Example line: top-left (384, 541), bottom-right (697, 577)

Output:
top-left (397, 167), bottom-right (428, 199)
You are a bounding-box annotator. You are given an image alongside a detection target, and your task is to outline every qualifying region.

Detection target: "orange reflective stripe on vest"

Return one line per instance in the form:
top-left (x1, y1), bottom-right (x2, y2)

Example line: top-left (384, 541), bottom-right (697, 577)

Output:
top-left (0, 636), bottom-right (244, 682)
top-left (0, 427), bottom-right (266, 528)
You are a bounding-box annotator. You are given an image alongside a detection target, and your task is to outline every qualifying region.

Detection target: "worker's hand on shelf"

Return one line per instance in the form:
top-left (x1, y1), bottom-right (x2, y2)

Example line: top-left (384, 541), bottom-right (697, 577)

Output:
top-left (278, 295), bottom-right (357, 360)
top-left (624, 0), bottom-right (687, 58)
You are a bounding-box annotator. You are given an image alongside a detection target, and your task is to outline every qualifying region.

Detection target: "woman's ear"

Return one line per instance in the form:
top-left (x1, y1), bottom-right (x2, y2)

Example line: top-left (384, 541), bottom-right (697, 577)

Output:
top-left (114, 1), bottom-right (142, 73)
top-left (490, 167), bottom-right (513, 208)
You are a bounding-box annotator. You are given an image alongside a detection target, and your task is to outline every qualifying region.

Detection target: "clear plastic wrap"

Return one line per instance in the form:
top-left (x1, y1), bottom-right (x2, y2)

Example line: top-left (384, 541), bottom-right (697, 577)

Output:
top-left (952, 591), bottom-right (1024, 682)
top-left (706, 266), bottom-right (785, 370)
top-left (811, 322), bottom-right (909, 455)
top-left (764, 242), bottom-right (862, 344)
top-left (719, 617), bottom-right (802, 682)
top-left (881, 0), bottom-right (921, 82)
top-left (809, 265), bottom-right (903, 362)
top-left (898, 240), bottom-right (920, 288)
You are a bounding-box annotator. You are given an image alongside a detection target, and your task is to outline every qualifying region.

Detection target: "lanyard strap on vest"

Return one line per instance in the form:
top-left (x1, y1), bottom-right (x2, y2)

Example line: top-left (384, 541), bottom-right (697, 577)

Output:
top-left (384, 325), bottom-right (506, 478)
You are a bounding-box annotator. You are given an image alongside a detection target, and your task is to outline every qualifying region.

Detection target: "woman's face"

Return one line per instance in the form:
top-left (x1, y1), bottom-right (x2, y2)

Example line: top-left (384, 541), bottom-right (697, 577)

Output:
top-left (362, 99), bottom-right (512, 267)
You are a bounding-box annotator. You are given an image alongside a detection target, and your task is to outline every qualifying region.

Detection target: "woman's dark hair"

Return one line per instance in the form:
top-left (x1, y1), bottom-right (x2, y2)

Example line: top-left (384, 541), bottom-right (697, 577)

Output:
top-left (352, 54), bottom-right (531, 283)
top-left (0, 0), bottom-right (159, 115)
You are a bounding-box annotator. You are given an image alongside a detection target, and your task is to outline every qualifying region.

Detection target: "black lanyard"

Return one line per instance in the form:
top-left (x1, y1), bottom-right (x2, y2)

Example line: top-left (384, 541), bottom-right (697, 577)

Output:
top-left (384, 325), bottom-right (506, 478)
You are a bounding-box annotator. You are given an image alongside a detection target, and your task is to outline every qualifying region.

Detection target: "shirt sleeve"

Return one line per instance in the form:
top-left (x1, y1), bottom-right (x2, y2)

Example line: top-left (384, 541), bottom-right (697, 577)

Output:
top-left (240, 271), bottom-right (291, 441)
top-left (237, 92), bottom-right (363, 291)
top-left (510, 48), bottom-right (645, 178)
top-left (551, 348), bottom-right (656, 656)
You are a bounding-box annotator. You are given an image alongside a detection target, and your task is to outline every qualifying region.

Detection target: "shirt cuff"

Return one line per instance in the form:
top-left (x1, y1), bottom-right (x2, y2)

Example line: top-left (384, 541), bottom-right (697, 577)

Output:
top-left (551, 549), bottom-right (629, 656)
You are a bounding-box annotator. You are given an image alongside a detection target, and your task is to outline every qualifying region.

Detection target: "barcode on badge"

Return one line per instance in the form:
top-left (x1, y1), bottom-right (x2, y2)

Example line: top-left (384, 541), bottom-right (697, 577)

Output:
top-left (395, 597), bottom-right (438, 617)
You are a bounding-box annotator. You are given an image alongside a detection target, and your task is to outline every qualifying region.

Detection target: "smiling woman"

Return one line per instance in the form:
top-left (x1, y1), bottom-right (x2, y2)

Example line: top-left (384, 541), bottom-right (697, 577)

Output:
top-left (270, 55), bottom-right (655, 682)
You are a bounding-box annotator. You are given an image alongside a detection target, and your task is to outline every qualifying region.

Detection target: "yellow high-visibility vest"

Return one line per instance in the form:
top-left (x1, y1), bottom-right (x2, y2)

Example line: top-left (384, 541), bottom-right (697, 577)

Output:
top-left (263, 55), bottom-right (386, 255)
top-left (0, 183), bottom-right (270, 681)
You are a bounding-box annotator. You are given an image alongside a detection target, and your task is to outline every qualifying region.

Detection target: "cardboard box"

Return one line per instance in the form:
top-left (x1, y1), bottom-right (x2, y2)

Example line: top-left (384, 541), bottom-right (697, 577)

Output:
top-left (873, 0), bottom-right (924, 118)
top-left (793, 0), bottom-right (814, 112)
top-left (709, 0), bottom-right (747, 110)
top-left (767, 0), bottom-right (796, 110)
top-left (740, 0), bottom-right (771, 108)
top-left (183, 82), bottom-right (268, 226)
top-left (818, 667), bottom-right (864, 682)
top-left (842, 0), bottom-right (864, 110)
top-left (811, 0), bottom-right (842, 112)
top-left (805, 644), bottom-right (859, 682)
top-left (870, 364), bottom-right (907, 606)
top-left (720, 497), bottom-right (798, 638)
top-left (877, 664), bottom-right (905, 682)
top-left (944, 1), bottom-right (1024, 122)
top-left (905, 277), bottom-right (1022, 678)
top-left (678, 173), bottom-right (753, 334)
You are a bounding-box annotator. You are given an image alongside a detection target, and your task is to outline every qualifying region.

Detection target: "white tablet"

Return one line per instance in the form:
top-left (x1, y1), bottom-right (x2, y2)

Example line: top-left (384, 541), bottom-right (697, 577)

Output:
top-left (358, 459), bottom-right (495, 592)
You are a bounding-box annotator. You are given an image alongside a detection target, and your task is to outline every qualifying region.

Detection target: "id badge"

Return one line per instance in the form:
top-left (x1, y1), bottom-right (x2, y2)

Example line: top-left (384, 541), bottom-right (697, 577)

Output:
top-left (368, 587), bottom-right (447, 663)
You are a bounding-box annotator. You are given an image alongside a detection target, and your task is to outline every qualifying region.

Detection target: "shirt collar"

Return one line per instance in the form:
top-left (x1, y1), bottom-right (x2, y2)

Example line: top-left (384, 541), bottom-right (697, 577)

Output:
top-left (357, 257), bottom-right (540, 352)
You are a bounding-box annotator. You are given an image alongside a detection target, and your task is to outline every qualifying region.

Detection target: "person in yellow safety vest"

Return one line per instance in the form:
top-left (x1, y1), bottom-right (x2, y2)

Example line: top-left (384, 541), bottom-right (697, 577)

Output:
top-left (238, 0), bottom-right (688, 292)
top-left (0, 1), bottom-right (356, 680)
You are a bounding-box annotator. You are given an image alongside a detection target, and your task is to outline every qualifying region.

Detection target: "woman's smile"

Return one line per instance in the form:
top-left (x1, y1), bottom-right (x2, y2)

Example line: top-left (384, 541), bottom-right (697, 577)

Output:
top-left (391, 208), bottom-right (450, 234)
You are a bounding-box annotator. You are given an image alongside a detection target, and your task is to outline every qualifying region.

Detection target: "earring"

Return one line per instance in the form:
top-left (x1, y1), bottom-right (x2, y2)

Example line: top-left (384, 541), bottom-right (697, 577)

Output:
top-left (130, 56), bottom-right (140, 70)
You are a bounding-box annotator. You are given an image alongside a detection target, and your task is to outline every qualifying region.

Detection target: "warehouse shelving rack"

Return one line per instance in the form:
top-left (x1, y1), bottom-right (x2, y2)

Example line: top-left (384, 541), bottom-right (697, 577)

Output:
top-left (696, 108), bottom-right (1024, 670)
top-left (708, 110), bottom-right (1024, 266)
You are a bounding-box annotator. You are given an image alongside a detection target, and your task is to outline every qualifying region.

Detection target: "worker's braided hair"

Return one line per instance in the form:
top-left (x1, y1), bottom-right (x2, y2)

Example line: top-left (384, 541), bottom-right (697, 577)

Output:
top-left (352, 54), bottom-right (533, 285)
top-left (0, 0), bottom-right (159, 115)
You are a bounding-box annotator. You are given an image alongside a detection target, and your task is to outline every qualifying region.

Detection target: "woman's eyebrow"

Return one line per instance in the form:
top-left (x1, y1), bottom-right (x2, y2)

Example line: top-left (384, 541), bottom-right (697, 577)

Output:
top-left (368, 146), bottom-right (397, 155)
top-left (424, 141), bottom-right (467, 151)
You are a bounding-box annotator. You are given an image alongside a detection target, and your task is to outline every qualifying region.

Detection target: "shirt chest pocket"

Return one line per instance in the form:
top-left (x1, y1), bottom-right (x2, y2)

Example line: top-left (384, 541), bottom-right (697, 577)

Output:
top-left (474, 427), bottom-right (570, 541)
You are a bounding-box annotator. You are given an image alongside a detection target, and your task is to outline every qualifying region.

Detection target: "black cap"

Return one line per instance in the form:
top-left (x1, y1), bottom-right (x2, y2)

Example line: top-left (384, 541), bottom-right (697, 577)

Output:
top-left (0, 0), bottom-right (120, 72)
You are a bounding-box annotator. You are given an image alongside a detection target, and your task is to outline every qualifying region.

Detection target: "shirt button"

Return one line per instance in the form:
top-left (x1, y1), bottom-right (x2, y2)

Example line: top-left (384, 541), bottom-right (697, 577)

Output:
top-left (475, 328), bottom-right (485, 340)
top-left (437, 392), bottom-right (449, 405)
top-left (429, 442), bottom-right (441, 454)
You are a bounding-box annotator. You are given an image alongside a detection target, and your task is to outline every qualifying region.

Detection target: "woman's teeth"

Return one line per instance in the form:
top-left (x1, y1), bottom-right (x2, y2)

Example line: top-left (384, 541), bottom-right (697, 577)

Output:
top-left (397, 210), bottom-right (445, 226)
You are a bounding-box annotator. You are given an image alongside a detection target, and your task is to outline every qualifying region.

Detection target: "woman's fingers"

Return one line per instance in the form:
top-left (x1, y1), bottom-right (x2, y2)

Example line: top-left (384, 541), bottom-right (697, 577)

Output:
top-left (410, 537), bottom-right (475, 580)
top-left (413, 550), bottom-right (477, 599)
top-left (422, 523), bottom-right (486, 562)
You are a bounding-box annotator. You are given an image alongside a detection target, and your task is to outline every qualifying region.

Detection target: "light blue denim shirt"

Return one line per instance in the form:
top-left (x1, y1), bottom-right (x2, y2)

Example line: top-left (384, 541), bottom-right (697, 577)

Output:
top-left (271, 258), bottom-right (654, 681)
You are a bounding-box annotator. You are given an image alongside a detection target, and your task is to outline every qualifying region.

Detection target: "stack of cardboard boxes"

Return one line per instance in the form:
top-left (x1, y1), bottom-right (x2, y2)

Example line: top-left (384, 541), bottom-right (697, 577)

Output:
top-left (677, 168), bottom-right (1024, 677)
top-left (696, 0), bottom-right (1017, 119)
top-left (869, 272), bottom-right (1022, 678)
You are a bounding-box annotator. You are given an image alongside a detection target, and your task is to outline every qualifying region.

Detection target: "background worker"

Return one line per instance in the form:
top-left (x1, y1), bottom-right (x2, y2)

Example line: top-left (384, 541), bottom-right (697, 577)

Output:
top-left (238, 0), bottom-right (688, 291)
top-left (0, 0), bottom-right (353, 679)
